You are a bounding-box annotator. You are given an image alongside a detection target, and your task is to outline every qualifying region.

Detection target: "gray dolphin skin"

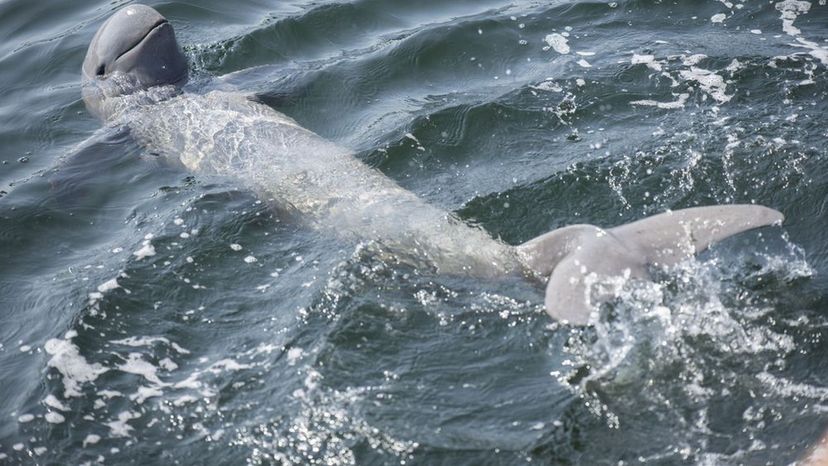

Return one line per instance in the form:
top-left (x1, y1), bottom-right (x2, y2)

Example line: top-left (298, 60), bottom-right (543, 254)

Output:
top-left (82, 4), bottom-right (785, 325)
top-left (82, 5), bottom-right (187, 119)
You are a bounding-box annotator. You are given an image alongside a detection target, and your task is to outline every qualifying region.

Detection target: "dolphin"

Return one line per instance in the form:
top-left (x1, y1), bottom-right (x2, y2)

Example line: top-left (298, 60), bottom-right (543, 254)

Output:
top-left (81, 4), bottom-right (784, 325)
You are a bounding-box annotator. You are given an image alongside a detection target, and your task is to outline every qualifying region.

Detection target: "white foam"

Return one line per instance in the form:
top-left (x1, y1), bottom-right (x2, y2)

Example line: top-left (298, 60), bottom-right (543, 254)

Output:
top-left (244, 255), bottom-right (258, 264)
top-left (173, 373), bottom-right (202, 390)
top-left (170, 342), bottom-right (190, 354)
top-left (97, 278), bottom-right (119, 293)
top-left (631, 93), bottom-right (690, 109)
top-left (682, 54), bottom-right (708, 66)
top-left (577, 59), bottom-right (592, 68)
top-left (531, 80), bottom-right (563, 92)
top-left (209, 359), bottom-right (251, 373)
top-left (287, 347), bottom-right (304, 366)
top-left (173, 395), bottom-right (198, 406)
top-left (403, 133), bottom-right (420, 145)
top-left (711, 13), bottom-right (727, 23)
top-left (106, 411), bottom-right (140, 437)
top-left (679, 67), bottom-right (732, 103)
top-left (44, 412), bottom-right (65, 424)
top-left (112, 336), bottom-right (170, 348)
top-left (44, 336), bottom-right (108, 398)
top-left (112, 335), bottom-right (189, 354)
top-left (230, 243), bottom-right (243, 251)
top-left (43, 394), bottom-right (69, 411)
top-left (83, 434), bottom-right (101, 447)
top-left (772, 1), bottom-right (827, 65)
top-left (775, 0), bottom-right (811, 36)
top-left (18, 414), bottom-right (34, 423)
top-left (631, 54), bottom-right (663, 71)
top-left (792, 37), bottom-right (828, 65)
top-left (726, 59), bottom-right (743, 72)
top-left (129, 386), bottom-right (164, 404)
top-left (133, 239), bottom-right (156, 260)
top-left (159, 357), bottom-right (178, 371)
top-left (118, 353), bottom-right (167, 386)
top-left (97, 389), bottom-right (123, 399)
top-left (544, 33), bottom-right (570, 54)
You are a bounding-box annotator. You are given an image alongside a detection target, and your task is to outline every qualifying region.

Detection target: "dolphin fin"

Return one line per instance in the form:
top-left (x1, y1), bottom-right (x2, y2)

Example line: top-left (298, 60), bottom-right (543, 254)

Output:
top-left (608, 204), bottom-right (784, 267)
top-left (516, 205), bottom-right (784, 325)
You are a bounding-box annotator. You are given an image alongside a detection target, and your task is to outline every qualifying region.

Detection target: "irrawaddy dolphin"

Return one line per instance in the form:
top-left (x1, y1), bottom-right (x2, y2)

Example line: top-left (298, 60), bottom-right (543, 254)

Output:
top-left (81, 4), bottom-right (784, 325)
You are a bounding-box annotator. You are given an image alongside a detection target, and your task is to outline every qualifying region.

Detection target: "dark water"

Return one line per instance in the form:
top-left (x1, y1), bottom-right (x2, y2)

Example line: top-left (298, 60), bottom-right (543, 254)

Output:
top-left (1, 0), bottom-right (827, 464)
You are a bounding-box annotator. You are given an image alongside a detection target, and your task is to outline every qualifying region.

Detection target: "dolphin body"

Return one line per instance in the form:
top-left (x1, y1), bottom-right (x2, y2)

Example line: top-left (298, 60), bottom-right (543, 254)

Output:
top-left (81, 5), bottom-right (784, 325)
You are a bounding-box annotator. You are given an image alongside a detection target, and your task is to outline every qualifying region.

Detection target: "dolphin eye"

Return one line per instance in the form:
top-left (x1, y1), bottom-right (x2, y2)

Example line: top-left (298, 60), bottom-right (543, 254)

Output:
top-left (96, 64), bottom-right (105, 77)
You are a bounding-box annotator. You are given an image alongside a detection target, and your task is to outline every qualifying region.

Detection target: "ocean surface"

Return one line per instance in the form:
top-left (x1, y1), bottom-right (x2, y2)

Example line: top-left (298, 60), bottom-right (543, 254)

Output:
top-left (1, 0), bottom-right (827, 464)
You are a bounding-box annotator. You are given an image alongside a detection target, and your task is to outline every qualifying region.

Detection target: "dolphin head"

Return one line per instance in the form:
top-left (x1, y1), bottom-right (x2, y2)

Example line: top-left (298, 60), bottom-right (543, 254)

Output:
top-left (82, 4), bottom-right (188, 118)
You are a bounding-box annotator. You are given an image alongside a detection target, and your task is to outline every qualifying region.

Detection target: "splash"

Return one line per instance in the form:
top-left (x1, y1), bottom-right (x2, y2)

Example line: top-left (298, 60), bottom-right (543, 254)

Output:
top-left (233, 369), bottom-right (418, 465)
top-left (558, 239), bottom-right (812, 440)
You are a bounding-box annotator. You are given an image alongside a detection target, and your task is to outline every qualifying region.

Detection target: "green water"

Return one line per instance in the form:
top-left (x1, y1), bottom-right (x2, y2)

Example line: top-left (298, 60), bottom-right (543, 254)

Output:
top-left (1, 0), bottom-right (827, 464)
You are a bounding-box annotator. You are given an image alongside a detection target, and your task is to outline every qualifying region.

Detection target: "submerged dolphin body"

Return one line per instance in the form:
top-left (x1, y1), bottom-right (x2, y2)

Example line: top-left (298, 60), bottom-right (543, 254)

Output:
top-left (82, 5), bottom-right (784, 325)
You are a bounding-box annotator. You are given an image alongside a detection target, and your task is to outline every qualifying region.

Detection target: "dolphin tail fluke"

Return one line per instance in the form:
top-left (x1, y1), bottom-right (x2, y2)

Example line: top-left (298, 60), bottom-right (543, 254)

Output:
top-left (516, 205), bottom-right (784, 325)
